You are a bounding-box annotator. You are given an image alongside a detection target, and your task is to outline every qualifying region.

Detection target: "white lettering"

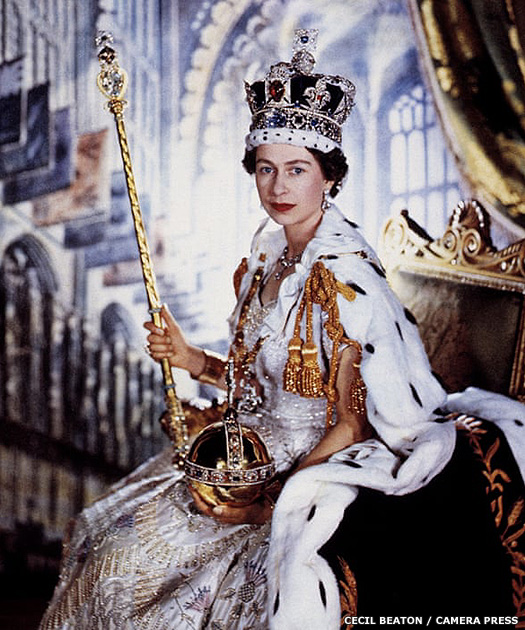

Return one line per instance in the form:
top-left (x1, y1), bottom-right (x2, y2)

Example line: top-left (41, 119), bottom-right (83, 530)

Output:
top-left (436, 617), bottom-right (481, 626)
top-left (379, 617), bottom-right (423, 626)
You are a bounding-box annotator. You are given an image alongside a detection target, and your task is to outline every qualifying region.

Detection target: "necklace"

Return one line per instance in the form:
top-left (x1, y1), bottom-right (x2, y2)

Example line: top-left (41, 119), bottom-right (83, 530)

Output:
top-left (274, 246), bottom-right (303, 280)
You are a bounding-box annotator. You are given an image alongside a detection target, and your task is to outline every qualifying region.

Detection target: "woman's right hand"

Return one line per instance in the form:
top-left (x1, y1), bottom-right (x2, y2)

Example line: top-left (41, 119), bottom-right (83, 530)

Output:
top-left (188, 487), bottom-right (274, 525)
top-left (143, 304), bottom-right (205, 376)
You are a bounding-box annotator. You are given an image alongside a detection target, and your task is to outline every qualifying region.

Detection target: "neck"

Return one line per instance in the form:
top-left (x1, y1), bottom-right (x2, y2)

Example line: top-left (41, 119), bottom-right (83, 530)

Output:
top-left (284, 209), bottom-right (323, 257)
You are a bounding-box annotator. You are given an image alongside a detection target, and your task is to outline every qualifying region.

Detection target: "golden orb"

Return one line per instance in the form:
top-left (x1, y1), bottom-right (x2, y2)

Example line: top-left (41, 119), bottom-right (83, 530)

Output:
top-left (184, 417), bottom-right (275, 507)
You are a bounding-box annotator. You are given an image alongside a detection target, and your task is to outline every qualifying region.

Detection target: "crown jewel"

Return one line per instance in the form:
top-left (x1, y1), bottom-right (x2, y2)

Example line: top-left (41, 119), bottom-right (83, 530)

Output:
top-left (245, 29), bottom-right (356, 152)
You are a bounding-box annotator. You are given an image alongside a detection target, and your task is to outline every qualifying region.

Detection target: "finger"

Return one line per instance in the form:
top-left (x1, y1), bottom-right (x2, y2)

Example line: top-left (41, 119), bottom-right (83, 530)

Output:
top-left (148, 339), bottom-right (174, 353)
top-left (149, 351), bottom-right (172, 361)
top-left (161, 304), bottom-right (180, 333)
top-left (143, 321), bottom-right (166, 335)
top-left (211, 504), bottom-right (252, 524)
top-left (146, 334), bottom-right (172, 350)
top-left (189, 488), bottom-right (215, 516)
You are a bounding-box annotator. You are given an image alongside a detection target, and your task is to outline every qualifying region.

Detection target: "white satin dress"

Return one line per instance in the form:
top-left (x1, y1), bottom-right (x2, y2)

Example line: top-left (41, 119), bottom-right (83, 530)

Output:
top-left (39, 297), bottom-right (327, 630)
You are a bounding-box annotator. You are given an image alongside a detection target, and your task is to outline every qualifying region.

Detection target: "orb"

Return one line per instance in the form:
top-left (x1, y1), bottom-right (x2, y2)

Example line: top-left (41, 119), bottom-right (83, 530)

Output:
top-left (184, 418), bottom-right (275, 507)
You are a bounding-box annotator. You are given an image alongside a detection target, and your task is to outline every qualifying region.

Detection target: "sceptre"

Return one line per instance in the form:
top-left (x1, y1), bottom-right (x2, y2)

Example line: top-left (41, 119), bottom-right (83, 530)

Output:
top-left (94, 32), bottom-right (189, 468)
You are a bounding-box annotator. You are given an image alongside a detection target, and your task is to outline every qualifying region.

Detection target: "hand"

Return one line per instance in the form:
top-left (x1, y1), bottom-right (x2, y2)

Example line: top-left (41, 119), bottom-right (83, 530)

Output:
top-left (189, 487), bottom-right (273, 525)
top-left (143, 304), bottom-right (205, 374)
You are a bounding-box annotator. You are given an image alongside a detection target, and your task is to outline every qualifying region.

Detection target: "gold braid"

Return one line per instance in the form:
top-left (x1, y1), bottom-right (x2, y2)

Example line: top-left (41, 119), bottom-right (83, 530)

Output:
top-left (283, 294), bottom-right (307, 395)
top-left (233, 257), bottom-right (249, 298)
top-left (229, 257), bottom-right (268, 382)
top-left (283, 260), bottom-right (357, 429)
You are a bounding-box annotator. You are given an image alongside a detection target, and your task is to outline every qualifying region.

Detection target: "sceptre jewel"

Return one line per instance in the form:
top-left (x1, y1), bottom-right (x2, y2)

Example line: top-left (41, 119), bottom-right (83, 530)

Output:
top-left (275, 246), bottom-right (303, 280)
top-left (95, 32), bottom-right (128, 104)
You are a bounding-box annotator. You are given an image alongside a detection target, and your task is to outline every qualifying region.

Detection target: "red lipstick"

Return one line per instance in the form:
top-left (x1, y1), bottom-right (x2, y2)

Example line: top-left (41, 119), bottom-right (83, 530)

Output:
top-left (271, 203), bottom-right (296, 212)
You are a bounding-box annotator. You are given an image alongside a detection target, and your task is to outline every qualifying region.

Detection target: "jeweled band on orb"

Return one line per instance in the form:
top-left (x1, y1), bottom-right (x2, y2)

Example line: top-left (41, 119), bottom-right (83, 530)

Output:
top-left (184, 459), bottom-right (275, 486)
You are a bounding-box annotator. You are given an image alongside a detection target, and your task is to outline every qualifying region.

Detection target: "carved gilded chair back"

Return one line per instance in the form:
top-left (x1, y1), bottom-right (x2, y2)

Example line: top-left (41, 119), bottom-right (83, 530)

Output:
top-left (380, 200), bottom-right (525, 401)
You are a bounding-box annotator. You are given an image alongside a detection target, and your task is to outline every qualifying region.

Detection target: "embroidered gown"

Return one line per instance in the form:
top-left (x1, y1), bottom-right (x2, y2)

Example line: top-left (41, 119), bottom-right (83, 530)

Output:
top-left (39, 283), bottom-right (327, 629)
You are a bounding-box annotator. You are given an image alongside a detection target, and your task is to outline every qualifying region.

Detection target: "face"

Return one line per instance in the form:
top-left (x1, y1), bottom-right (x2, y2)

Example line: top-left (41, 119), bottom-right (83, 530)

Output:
top-left (254, 144), bottom-right (333, 234)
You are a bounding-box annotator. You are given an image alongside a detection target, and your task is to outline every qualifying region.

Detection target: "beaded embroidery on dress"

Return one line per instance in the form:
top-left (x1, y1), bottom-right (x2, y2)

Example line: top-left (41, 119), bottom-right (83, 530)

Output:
top-left (39, 291), bottom-right (326, 630)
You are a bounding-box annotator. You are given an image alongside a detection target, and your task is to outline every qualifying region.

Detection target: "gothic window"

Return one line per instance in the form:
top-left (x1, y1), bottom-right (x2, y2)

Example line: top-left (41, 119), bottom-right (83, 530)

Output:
top-left (100, 302), bottom-right (136, 346)
top-left (0, 236), bottom-right (57, 429)
top-left (1, 235), bottom-right (58, 300)
top-left (14, 0), bottom-right (73, 101)
top-left (388, 84), bottom-right (461, 236)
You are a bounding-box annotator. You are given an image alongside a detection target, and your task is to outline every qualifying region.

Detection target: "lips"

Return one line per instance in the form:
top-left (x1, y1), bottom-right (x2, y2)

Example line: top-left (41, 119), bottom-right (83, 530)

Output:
top-left (271, 203), bottom-right (296, 212)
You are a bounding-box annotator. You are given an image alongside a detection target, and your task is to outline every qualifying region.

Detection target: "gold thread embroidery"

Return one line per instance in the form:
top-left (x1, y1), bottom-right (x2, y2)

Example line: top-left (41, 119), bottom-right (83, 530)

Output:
top-left (233, 257), bottom-right (249, 298)
top-left (457, 421), bottom-right (525, 624)
top-left (338, 556), bottom-right (358, 629)
top-left (134, 493), bottom-right (260, 571)
top-left (40, 544), bottom-right (141, 628)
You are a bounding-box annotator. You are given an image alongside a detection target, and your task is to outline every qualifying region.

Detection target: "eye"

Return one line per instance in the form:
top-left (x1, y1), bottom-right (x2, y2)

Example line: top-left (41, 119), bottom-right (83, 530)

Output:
top-left (257, 166), bottom-right (274, 174)
top-left (291, 167), bottom-right (304, 175)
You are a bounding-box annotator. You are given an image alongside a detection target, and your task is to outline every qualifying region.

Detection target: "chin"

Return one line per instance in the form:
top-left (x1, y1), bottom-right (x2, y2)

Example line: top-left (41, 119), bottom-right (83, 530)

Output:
top-left (267, 211), bottom-right (297, 225)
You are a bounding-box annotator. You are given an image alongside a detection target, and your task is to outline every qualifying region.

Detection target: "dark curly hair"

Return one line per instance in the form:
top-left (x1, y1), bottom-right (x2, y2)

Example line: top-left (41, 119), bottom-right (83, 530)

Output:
top-left (242, 146), bottom-right (348, 197)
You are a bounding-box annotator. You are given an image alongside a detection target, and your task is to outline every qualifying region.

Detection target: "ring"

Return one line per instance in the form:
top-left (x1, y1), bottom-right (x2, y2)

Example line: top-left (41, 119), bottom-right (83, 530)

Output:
top-left (144, 343), bottom-right (152, 356)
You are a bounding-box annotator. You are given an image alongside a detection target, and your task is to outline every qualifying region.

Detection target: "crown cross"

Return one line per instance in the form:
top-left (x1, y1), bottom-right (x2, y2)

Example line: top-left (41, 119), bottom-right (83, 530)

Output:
top-left (293, 29), bottom-right (318, 55)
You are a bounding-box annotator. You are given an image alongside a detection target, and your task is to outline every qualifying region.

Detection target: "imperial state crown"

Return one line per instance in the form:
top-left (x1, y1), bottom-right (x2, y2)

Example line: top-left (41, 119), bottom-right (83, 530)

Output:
top-left (245, 29), bottom-right (356, 151)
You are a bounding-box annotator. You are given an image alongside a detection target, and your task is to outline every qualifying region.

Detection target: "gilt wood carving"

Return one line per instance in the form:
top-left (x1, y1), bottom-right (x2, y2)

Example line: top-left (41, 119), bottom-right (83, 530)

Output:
top-left (381, 200), bottom-right (525, 401)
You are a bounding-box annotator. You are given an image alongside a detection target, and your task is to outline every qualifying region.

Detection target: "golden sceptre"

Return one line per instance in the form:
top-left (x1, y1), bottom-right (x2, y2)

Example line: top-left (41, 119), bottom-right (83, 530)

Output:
top-left (95, 31), bottom-right (189, 468)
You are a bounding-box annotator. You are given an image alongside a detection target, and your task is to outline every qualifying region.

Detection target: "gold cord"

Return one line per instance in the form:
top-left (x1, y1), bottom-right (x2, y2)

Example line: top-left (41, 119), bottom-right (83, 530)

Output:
top-left (283, 261), bottom-right (358, 429)
top-left (228, 261), bottom-right (267, 387)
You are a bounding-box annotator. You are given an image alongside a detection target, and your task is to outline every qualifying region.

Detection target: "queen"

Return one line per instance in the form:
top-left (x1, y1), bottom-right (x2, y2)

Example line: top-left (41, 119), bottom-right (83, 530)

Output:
top-left (39, 29), bottom-right (521, 630)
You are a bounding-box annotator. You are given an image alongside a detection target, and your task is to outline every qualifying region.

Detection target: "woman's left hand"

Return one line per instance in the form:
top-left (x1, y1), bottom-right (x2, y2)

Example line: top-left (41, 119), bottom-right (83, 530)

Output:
top-left (189, 488), bottom-right (273, 525)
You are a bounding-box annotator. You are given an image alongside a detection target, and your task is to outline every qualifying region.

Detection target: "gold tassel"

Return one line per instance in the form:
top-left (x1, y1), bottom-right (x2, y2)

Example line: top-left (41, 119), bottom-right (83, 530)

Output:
top-left (281, 260), bottom-right (365, 429)
top-left (283, 335), bottom-right (303, 394)
top-left (348, 376), bottom-right (367, 417)
top-left (300, 340), bottom-right (325, 397)
top-left (347, 341), bottom-right (367, 417)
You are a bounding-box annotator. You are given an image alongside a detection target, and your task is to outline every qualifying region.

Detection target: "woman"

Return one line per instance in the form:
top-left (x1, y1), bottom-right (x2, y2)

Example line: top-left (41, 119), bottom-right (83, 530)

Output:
top-left (148, 141), bottom-right (377, 526)
top-left (39, 30), bottom-right (522, 630)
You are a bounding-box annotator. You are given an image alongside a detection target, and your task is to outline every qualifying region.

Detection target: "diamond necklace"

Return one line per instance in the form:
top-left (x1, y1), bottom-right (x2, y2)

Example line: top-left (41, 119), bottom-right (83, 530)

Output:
top-left (275, 246), bottom-right (303, 280)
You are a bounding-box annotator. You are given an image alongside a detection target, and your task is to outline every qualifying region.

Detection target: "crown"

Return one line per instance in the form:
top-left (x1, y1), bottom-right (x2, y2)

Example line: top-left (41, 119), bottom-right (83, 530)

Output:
top-left (245, 29), bottom-right (356, 153)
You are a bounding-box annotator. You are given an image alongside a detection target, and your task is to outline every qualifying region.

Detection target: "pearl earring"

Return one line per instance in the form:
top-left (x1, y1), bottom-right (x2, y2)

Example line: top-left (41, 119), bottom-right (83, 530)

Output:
top-left (322, 189), bottom-right (331, 212)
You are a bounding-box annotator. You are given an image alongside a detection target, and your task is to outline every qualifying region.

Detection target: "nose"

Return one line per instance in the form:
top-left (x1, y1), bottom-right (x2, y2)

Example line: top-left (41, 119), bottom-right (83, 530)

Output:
top-left (271, 170), bottom-right (288, 196)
